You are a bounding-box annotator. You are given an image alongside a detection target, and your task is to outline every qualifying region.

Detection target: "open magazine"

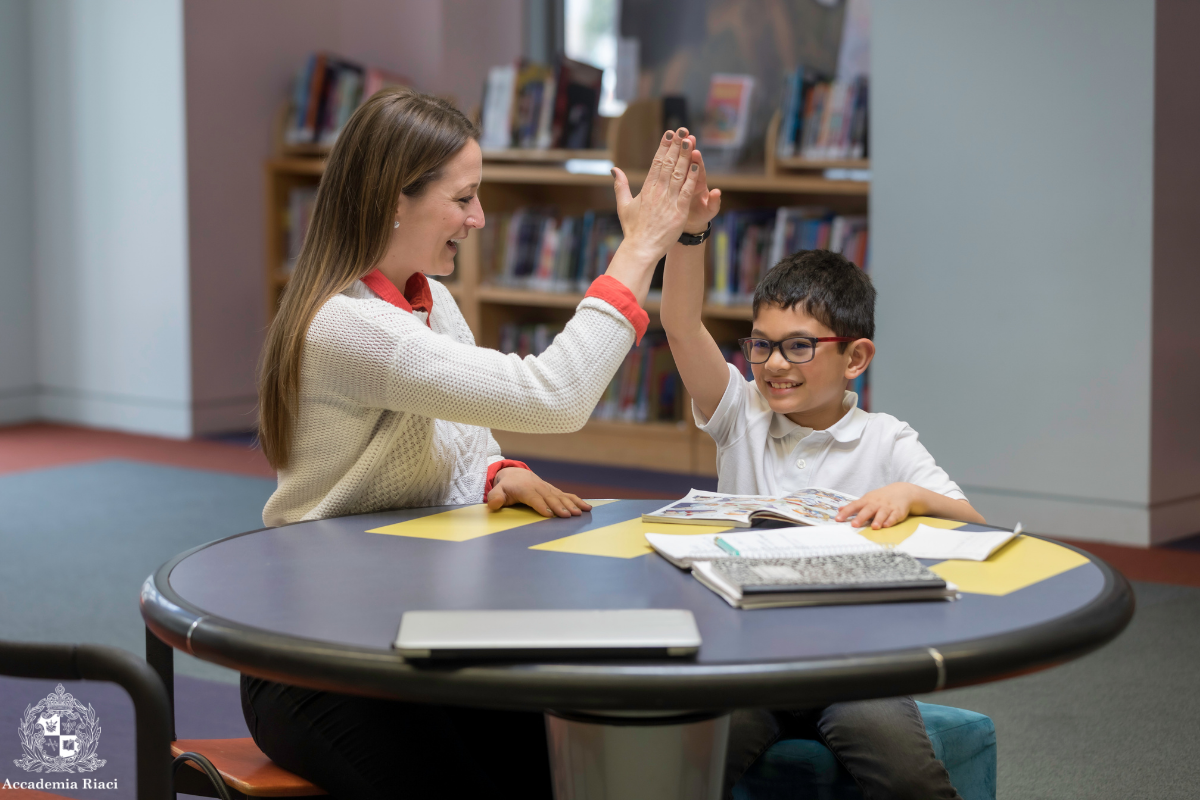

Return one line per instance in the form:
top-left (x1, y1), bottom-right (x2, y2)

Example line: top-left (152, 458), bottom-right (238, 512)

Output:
top-left (642, 487), bottom-right (858, 528)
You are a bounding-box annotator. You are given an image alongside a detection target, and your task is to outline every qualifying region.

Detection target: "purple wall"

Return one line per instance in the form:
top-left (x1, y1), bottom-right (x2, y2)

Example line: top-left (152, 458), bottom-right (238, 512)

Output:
top-left (184, 0), bottom-right (520, 434)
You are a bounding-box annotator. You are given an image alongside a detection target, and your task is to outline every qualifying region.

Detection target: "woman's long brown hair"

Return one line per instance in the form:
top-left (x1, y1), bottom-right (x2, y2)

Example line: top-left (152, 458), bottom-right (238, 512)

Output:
top-left (258, 88), bottom-right (478, 469)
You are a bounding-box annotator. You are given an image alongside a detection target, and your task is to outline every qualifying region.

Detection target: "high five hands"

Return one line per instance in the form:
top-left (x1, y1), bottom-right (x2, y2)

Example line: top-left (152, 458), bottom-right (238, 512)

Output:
top-left (612, 128), bottom-right (723, 252)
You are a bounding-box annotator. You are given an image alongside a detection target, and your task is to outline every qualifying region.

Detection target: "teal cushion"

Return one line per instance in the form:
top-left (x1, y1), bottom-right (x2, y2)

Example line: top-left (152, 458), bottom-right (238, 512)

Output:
top-left (732, 702), bottom-right (996, 800)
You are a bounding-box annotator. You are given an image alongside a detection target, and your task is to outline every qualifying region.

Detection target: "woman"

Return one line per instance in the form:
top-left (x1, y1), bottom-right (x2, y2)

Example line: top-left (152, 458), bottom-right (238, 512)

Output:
top-left (248, 88), bottom-right (709, 798)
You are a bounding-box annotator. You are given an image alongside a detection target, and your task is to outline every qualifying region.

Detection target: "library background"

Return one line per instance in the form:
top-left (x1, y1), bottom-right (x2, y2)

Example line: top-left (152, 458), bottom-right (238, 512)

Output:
top-left (2, 3), bottom-right (1200, 800)
top-left (270, 0), bottom-right (872, 477)
top-left (1, 0), bottom-right (1196, 546)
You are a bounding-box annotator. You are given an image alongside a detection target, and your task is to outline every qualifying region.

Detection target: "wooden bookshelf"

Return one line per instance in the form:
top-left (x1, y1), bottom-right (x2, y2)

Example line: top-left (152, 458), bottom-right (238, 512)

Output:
top-left (775, 157), bottom-right (870, 171)
top-left (264, 100), bottom-right (869, 476)
top-left (480, 148), bottom-right (611, 163)
top-left (481, 163), bottom-right (869, 196)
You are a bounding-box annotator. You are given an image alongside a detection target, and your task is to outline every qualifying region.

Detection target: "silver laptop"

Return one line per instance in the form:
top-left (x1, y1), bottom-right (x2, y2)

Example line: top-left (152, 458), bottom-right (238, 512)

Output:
top-left (394, 609), bottom-right (701, 660)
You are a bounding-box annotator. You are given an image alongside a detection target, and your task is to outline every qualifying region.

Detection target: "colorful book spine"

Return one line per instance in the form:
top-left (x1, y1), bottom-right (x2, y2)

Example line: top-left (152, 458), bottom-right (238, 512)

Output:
top-left (776, 75), bottom-right (870, 162)
top-left (704, 207), bottom-right (870, 305)
top-left (592, 333), bottom-right (682, 423)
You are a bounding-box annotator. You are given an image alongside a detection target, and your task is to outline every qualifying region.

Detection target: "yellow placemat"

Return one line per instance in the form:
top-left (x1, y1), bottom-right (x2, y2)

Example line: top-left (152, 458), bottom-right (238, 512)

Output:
top-left (929, 535), bottom-right (1089, 596)
top-left (366, 500), bottom-right (615, 542)
top-left (531, 520), bottom-right (735, 559)
top-left (856, 515), bottom-right (966, 545)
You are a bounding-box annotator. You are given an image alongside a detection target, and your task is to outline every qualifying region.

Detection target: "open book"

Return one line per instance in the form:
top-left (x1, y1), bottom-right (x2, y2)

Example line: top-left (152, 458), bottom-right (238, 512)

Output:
top-left (642, 487), bottom-right (858, 528)
top-left (692, 551), bottom-right (959, 610)
top-left (645, 526), bottom-right (883, 568)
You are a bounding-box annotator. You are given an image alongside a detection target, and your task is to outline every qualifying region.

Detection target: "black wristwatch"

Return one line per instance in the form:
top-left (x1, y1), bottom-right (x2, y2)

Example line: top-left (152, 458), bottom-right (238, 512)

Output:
top-left (678, 221), bottom-right (712, 246)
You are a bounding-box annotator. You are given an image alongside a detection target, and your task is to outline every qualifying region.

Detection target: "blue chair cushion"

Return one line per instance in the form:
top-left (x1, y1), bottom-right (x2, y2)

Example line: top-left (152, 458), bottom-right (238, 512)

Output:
top-left (732, 701), bottom-right (996, 800)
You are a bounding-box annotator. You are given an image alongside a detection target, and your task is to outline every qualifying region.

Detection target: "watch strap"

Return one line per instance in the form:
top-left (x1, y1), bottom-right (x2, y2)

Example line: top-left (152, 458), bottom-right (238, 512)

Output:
top-left (678, 221), bottom-right (712, 246)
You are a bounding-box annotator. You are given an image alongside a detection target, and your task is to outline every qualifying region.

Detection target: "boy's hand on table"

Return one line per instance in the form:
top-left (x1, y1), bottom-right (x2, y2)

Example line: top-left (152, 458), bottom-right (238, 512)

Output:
top-left (836, 483), bottom-right (986, 529)
top-left (486, 468), bottom-right (592, 518)
top-left (836, 482), bottom-right (921, 530)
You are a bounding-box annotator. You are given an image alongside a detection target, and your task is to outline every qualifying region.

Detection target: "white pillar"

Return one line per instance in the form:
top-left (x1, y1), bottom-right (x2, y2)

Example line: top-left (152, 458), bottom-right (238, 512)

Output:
top-left (29, 0), bottom-right (192, 438)
top-left (872, 0), bottom-right (1200, 545)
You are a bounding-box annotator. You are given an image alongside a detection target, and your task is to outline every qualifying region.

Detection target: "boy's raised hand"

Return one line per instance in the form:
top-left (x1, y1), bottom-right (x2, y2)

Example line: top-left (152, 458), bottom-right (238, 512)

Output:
top-left (682, 141), bottom-right (721, 234)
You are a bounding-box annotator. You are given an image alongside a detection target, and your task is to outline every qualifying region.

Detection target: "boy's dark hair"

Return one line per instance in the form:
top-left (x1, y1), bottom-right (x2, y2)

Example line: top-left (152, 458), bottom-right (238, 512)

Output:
top-left (752, 250), bottom-right (875, 346)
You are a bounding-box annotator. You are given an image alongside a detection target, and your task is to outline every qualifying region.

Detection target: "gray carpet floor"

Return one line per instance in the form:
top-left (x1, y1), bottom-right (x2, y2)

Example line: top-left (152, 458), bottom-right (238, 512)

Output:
top-left (0, 459), bottom-right (273, 684)
top-left (1, 459), bottom-right (1196, 798)
top-left (917, 580), bottom-right (1200, 799)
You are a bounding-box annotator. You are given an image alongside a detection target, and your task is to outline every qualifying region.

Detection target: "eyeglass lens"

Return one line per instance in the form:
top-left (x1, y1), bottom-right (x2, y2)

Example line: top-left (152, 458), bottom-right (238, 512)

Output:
top-left (741, 338), bottom-right (816, 364)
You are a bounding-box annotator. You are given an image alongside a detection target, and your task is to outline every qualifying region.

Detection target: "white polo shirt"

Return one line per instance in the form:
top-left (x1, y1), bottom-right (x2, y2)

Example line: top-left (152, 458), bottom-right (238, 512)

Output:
top-left (694, 362), bottom-right (967, 500)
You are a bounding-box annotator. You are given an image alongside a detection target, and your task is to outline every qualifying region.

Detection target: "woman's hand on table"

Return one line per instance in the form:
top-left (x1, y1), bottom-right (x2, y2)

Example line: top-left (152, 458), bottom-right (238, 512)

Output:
top-left (487, 468), bottom-right (593, 518)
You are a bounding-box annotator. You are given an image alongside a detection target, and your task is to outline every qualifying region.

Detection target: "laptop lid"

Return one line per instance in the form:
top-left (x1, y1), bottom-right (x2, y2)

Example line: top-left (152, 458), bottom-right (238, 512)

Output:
top-left (394, 609), bottom-right (701, 660)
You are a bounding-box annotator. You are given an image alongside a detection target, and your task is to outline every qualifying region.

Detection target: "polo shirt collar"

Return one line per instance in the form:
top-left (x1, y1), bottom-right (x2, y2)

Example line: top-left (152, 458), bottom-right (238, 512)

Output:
top-left (768, 391), bottom-right (868, 442)
top-left (361, 269), bottom-right (433, 327)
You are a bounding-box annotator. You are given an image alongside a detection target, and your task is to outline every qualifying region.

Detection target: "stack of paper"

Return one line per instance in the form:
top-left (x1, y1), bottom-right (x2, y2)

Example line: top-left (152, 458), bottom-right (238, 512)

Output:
top-left (645, 526), bottom-right (881, 568)
top-left (895, 525), bottom-right (1016, 562)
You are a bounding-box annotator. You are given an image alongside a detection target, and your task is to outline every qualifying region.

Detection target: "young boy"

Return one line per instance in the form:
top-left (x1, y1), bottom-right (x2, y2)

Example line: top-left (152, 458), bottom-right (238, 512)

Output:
top-left (639, 130), bottom-right (984, 799)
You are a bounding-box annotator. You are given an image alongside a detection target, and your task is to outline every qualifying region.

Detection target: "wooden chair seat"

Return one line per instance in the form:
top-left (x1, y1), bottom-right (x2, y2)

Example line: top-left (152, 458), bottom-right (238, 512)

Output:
top-left (172, 738), bottom-right (327, 797)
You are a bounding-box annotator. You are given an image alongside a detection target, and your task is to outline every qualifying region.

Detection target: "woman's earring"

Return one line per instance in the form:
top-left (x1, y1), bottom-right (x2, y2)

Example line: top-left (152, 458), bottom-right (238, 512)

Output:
top-left (394, 221), bottom-right (400, 229)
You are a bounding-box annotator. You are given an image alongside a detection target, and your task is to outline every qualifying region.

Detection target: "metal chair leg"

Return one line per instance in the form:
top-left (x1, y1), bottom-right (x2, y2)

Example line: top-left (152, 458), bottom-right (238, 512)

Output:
top-left (146, 625), bottom-right (176, 741)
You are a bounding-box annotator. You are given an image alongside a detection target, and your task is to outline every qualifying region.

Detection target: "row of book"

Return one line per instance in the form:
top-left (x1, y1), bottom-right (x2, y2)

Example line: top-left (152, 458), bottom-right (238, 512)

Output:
top-left (496, 324), bottom-right (869, 420)
top-left (480, 58), bottom-right (604, 151)
top-left (481, 206), bottom-right (868, 300)
top-left (719, 344), bottom-right (755, 383)
top-left (481, 209), bottom-right (624, 292)
top-left (594, 333), bottom-right (683, 423)
top-left (776, 70), bottom-right (869, 161)
top-left (495, 325), bottom-right (683, 424)
top-left (708, 208), bottom-right (869, 304)
top-left (285, 53), bottom-right (408, 147)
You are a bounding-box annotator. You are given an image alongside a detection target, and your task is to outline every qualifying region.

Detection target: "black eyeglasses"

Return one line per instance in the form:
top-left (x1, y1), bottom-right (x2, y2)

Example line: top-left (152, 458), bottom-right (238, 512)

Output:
top-left (737, 336), bottom-right (857, 364)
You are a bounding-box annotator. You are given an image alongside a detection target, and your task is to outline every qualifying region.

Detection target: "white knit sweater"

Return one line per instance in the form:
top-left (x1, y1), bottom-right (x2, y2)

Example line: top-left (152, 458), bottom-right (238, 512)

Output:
top-left (263, 278), bottom-right (641, 526)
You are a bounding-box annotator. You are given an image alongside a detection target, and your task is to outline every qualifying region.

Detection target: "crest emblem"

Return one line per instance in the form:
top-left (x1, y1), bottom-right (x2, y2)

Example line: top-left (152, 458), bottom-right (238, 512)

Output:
top-left (14, 685), bottom-right (105, 773)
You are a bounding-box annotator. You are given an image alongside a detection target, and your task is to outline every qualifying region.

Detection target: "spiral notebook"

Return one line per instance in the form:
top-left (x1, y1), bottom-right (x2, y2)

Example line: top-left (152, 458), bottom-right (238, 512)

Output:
top-left (645, 526), bottom-right (883, 568)
top-left (692, 551), bottom-right (959, 610)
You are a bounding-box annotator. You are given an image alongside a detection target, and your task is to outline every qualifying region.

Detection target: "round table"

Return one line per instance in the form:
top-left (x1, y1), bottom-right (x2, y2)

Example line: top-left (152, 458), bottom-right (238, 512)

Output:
top-left (141, 499), bottom-right (1133, 800)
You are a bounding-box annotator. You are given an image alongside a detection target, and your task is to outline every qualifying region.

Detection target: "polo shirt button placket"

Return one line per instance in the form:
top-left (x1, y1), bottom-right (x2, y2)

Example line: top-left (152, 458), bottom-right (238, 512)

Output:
top-left (795, 458), bottom-right (806, 469)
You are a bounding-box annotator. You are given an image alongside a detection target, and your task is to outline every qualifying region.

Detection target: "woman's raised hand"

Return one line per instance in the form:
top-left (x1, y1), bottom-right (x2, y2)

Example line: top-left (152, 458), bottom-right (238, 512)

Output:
top-left (612, 129), bottom-right (702, 257)
top-left (603, 129), bottom-right (703, 301)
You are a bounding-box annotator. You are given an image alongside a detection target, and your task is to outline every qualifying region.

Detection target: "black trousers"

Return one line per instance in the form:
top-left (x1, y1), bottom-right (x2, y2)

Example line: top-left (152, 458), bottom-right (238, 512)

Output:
top-left (240, 675), bottom-right (553, 800)
top-left (243, 676), bottom-right (960, 800)
top-left (725, 698), bottom-right (964, 800)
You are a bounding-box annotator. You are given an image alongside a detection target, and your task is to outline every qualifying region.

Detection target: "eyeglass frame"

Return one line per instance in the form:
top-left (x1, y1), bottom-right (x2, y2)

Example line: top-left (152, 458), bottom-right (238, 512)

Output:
top-left (737, 336), bottom-right (859, 365)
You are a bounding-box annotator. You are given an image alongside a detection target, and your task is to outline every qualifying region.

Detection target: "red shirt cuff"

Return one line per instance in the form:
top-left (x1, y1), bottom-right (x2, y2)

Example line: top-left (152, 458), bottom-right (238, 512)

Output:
top-left (585, 275), bottom-right (650, 345)
top-left (485, 459), bottom-right (531, 499)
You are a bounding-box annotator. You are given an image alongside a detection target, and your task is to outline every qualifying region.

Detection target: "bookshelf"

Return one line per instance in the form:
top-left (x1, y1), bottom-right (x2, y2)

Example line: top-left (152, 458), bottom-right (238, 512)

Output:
top-left (264, 100), bottom-right (869, 476)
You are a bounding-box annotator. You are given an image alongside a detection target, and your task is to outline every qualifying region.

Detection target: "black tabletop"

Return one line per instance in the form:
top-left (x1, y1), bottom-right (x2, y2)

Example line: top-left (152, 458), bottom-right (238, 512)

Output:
top-left (141, 500), bottom-right (1133, 712)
